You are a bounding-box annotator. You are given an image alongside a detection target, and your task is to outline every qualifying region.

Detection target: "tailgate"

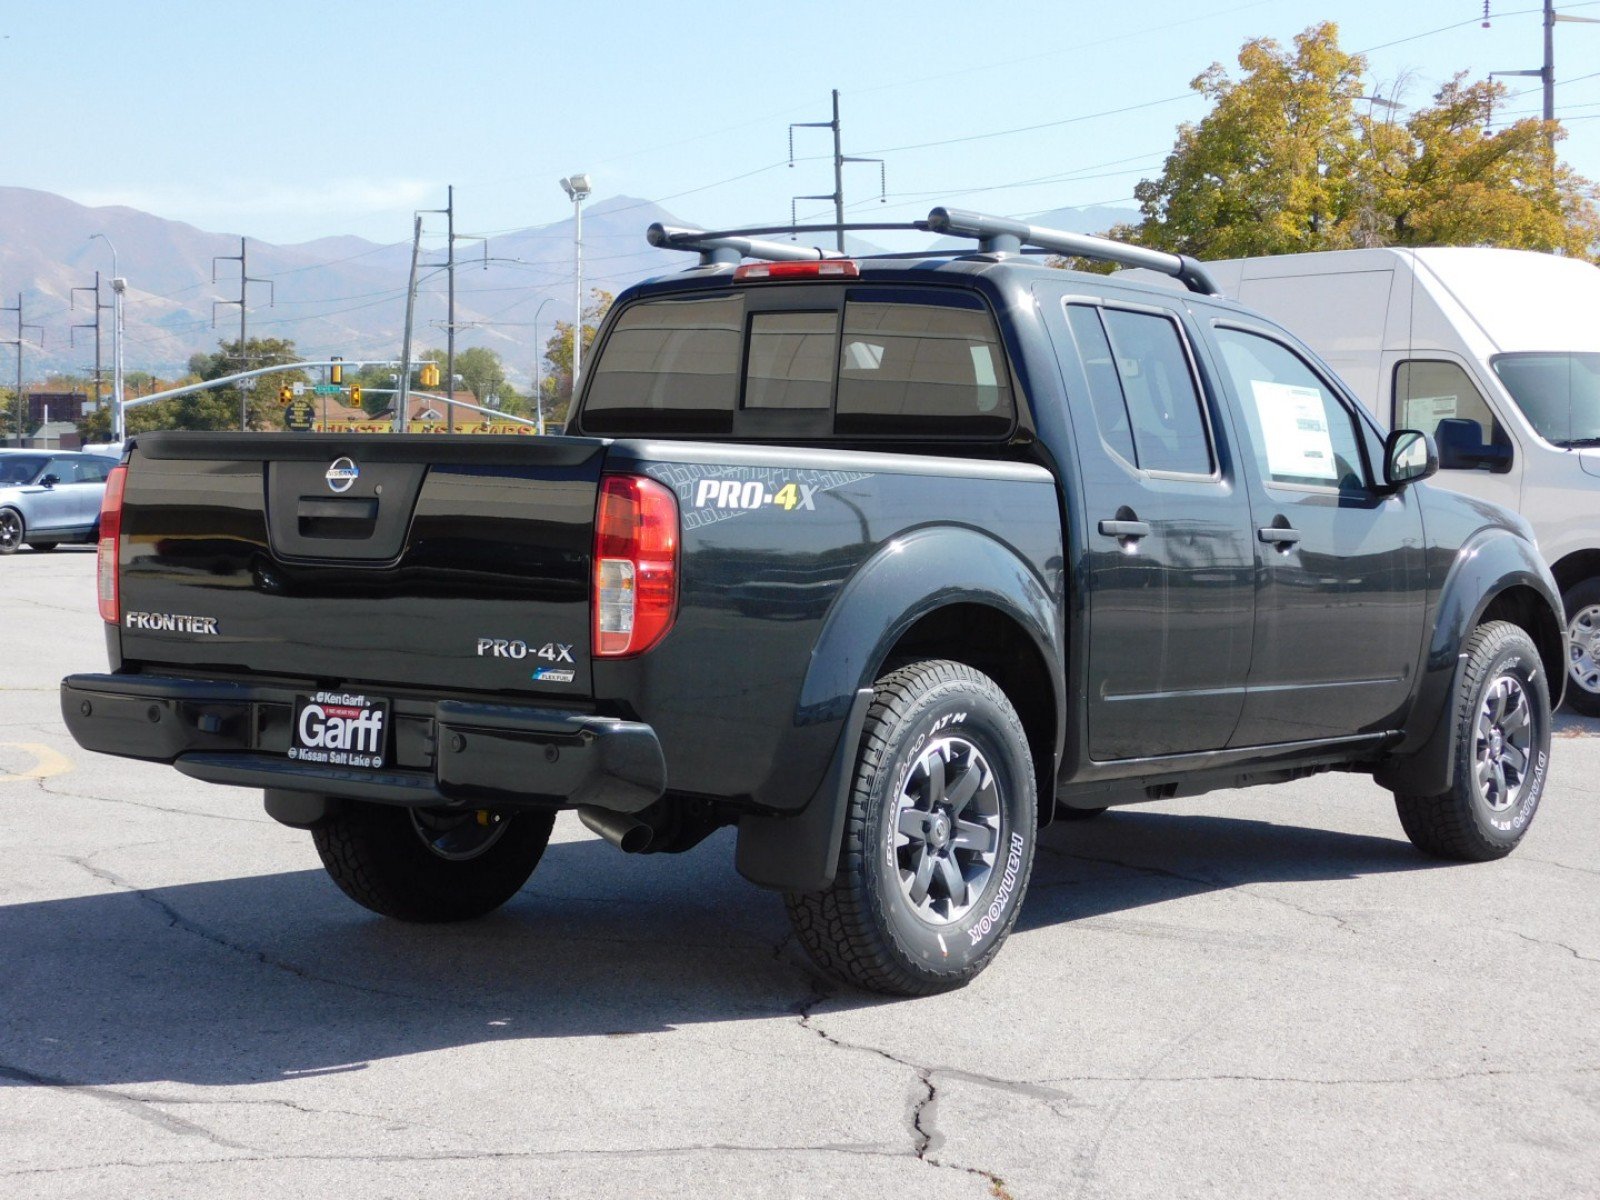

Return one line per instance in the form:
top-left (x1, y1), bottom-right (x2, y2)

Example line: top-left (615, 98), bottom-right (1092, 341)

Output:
top-left (115, 433), bottom-right (606, 698)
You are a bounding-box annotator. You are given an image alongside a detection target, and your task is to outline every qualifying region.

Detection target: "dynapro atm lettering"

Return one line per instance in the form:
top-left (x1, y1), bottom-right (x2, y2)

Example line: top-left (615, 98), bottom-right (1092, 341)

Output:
top-left (643, 464), bottom-right (873, 530)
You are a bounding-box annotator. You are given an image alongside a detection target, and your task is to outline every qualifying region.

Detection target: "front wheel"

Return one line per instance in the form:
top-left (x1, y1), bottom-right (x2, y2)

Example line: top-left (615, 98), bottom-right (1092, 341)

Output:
top-left (1563, 577), bottom-right (1600, 717)
top-left (312, 801), bottom-right (555, 922)
top-left (1394, 621), bottom-right (1551, 861)
top-left (786, 660), bottom-right (1037, 996)
top-left (0, 508), bottom-right (23, 555)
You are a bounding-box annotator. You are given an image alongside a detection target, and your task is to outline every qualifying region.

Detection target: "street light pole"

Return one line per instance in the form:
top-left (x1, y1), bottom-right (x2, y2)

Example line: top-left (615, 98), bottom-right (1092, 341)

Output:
top-left (559, 173), bottom-right (592, 409)
top-left (89, 234), bottom-right (125, 443)
top-left (530, 295), bottom-right (556, 435)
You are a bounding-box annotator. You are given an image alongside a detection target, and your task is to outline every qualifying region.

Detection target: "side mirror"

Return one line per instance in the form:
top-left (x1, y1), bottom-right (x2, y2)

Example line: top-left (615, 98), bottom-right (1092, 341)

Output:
top-left (38, 474), bottom-right (59, 488)
top-left (1385, 429), bottom-right (1438, 489)
top-left (1435, 417), bottom-right (1513, 473)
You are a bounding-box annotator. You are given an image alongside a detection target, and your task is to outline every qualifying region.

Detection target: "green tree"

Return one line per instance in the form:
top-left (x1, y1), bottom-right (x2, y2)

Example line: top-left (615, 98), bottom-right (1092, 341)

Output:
top-left (539, 289), bottom-right (613, 429)
top-left (455, 346), bottom-right (507, 406)
top-left (1124, 22), bottom-right (1599, 259)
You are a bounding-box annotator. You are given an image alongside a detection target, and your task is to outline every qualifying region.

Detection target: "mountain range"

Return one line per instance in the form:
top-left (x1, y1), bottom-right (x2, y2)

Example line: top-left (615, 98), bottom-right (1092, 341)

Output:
top-left (0, 187), bottom-right (1135, 387)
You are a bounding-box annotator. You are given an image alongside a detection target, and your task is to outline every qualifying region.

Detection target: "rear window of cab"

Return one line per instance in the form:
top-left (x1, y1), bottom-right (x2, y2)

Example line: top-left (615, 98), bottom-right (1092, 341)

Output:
top-left (578, 286), bottom-right (1015, 439)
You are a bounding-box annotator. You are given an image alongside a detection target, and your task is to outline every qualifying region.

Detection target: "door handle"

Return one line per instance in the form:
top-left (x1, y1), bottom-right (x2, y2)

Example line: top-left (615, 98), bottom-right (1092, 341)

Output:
top-left (1099, 519), bottom-right (1152, 539)
top-left (1257, 525), bottom-right (1302, 547)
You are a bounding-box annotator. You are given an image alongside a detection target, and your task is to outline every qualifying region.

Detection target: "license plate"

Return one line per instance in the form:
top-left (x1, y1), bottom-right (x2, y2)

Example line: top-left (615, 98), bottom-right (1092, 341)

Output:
top-left (289, 691), bottom-right (390, 770)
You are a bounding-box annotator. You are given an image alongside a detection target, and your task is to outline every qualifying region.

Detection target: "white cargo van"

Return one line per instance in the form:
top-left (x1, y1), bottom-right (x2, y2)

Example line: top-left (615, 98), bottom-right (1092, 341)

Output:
top-left (1168, 247), bottom-right (1600, 716)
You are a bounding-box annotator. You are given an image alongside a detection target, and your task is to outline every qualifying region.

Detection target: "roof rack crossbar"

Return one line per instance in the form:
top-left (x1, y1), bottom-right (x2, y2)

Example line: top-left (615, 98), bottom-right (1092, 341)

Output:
top-left (925, 207), bottom-right (1221, 296)
top-left (648, 223), bottom-right (845, 266)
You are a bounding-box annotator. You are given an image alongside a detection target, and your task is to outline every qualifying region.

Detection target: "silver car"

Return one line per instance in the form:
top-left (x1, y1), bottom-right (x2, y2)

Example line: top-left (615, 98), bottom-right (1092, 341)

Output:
top-left (0, 450), bottom-right (117, 554)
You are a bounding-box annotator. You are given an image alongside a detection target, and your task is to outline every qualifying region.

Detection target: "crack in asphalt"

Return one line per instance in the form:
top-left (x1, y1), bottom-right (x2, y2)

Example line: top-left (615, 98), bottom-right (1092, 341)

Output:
top-left (0, 1060), bottom-right (252, 1152)
top-left (785, 968), bottom-right (1028, 1196)
top-left (41, 777), bottom-right (272, 826)
top-left (1505, 928), bottom-right (1600, 965)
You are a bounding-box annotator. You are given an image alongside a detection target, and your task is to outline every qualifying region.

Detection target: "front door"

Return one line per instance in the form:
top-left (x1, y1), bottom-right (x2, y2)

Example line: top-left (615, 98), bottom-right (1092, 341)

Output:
top-left (1211, 324), bottom-right (1427, 746)
top-left (1057, 298), bottom-right (1255, 760)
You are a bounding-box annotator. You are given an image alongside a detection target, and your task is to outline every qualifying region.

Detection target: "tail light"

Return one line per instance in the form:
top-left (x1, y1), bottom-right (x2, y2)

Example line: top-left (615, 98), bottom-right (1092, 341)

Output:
top-left (733, 260), bottom-right (859, 281)
top-left (97, 465), bottom-right (128, 624)
top-left (593, 474), bottom-right (679, 657)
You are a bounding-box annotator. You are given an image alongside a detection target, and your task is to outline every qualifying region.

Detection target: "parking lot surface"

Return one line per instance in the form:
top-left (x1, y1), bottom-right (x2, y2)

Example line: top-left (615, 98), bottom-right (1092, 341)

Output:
top-left (3, 546), bottom-right (1598, 1199)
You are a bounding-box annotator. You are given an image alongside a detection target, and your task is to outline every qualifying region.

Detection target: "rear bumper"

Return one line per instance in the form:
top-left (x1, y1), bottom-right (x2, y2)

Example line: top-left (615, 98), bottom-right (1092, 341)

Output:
top-left (60, 673), bottom-right (666, 813)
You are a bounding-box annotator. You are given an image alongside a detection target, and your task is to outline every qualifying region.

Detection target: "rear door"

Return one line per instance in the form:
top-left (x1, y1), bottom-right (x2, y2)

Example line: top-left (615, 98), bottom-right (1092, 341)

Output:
top-left (1208, 323), bottom-right (1427, 744)
top-left (1056, 297), bottom-right (1255, 760)
top-left (117, 435), bottom-right (608, 699)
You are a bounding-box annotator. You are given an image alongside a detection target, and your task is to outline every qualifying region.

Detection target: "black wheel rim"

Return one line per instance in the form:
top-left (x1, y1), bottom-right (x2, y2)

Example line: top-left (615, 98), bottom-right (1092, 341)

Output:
top-left (409, 808), bottom-right (511, 860)
top-left (0, 512), bottom-right (20, 551)
top-left (891, 736), bottom-right (1003, 924)
top-left (1474, 673), bottom-right (1535, 813)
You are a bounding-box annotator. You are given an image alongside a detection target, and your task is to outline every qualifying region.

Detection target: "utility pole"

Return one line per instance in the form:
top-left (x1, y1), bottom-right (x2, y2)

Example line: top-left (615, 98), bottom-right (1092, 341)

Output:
top-left (417, 188), bottom-right (483, 434)
top-left (395, 216), bottom-right (424, 434)
top-left (1490, 1), bottom-right (1600, 152)
top-left (789, 90), bottom-right (885, 252)
top-left (1, 295), bottom-right (43, 447)
top-left (70, 271), bottom-right (108, 414)
top-left (212, 237), bottom-right (274, 431)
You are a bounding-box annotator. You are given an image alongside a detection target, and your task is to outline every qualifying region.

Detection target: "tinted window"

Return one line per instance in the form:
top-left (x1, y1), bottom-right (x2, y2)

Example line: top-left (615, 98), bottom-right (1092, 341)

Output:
top-left (1394, 360), bottom-right (1501, 450)
top-left (1215, 328), bottom-right (1367, 490)
top-left (0, 456), bottom-right (47, 485)
top-left (745, 312), bottom-right (836, 410)
top-left (835, 298), bottom-right (1013, 436)
top-left (1099, 308), bottom-right (1213, 474)
top-left (583, 294), bottom-right (745, 434)
top-left (1064, 304), bottom-right (1137, 464)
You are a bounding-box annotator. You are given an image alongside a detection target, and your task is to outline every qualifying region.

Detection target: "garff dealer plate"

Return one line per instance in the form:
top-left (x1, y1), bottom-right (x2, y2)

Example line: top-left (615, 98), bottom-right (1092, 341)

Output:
top-left (289, 690), bottom-right (389, 770)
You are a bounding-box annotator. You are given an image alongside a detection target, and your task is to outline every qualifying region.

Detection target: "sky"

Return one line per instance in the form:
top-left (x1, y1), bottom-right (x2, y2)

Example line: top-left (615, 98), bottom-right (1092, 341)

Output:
top-left (8, 0), bottom-right (1600, 254)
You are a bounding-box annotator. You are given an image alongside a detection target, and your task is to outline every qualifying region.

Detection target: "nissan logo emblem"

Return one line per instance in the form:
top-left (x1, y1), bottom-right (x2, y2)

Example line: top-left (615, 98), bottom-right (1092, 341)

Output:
top-left (325, 457), bottom-right (360, 494)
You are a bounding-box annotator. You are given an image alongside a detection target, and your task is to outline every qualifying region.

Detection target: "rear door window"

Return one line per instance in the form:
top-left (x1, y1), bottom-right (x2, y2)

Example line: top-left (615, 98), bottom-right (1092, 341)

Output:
top-left (835, 293), bottom-right (1013, 436)
top-left (744, 312), bottom-right (837, 410)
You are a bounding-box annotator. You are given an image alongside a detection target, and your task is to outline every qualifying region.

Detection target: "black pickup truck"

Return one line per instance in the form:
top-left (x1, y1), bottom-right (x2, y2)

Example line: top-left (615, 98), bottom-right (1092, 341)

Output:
top-left (62, 209), bottom-right (1566, 996)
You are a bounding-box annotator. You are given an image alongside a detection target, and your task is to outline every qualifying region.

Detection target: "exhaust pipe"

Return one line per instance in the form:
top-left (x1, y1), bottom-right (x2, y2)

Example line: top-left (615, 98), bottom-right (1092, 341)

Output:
top-left (578, 806), bottom-right (655, 854)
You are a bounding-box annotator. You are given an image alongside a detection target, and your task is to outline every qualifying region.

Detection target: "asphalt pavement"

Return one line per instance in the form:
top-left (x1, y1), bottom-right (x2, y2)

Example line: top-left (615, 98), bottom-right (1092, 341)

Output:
top-left (3, 545), bottom-right (1597, 1199)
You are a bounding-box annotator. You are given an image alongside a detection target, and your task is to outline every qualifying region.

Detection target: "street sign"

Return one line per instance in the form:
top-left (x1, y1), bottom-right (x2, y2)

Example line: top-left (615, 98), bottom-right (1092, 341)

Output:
top-left (292, 382), bottom-right (306, 396)
top-left (312, 385), bottom-right (341, 396)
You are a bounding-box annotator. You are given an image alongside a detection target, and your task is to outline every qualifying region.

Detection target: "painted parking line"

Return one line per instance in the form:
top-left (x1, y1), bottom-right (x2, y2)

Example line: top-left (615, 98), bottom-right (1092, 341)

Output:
top-left (0, 742), bottom-right (74, 783)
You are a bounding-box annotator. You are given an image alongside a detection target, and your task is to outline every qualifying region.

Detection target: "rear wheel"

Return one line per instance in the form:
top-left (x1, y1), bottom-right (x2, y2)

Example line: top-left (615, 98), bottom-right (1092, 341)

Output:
top-left (1394, 621), bottom-right (1551, 861)
top-left (785, 660), bottom-right (1037, 996)
top-left (1563, 577), bottom-right (1600, 717)
top-left (312, 801), bottom-right (555, 922)
top-left (0, 508), bottom-right (23, 555)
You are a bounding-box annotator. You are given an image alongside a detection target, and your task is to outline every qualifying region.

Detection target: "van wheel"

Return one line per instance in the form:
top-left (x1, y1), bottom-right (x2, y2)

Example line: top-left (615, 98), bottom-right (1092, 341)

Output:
top-left (1563, 577), bottom-right (1600, 717)
top-left (785, 660), bottom-right (1037, 996)
top-left (1394, 622), bottom-right (1551, 861)
top-left (312, 801), bottom-right (555, 922)
top-left (0, 508), bottom-right (23, 555)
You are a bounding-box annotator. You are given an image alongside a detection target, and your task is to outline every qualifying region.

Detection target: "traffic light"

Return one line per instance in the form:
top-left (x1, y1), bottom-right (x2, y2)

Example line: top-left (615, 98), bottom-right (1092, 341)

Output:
top-left (330, 356), bottom-right (343, 385)
top-left (279, 386), bottom-right (293, 407)
top-left (349, 384), bottom-right (362, 406)
top-left (420, 362), bottom-right (440, 389)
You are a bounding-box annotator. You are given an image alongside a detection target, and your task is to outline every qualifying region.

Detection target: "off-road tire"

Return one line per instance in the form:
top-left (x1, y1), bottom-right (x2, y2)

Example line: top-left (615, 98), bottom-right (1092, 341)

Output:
top-left (1561, 576), bottom-right (1600, 717)
top-left (785, 659), bottom-right (1037, 996)
top-left (1394, 621), bottom-right (1551, 862)
top-left (0, 508), bottom-right (23, 555)
top-left (312, 800), bottom-right (555, 922)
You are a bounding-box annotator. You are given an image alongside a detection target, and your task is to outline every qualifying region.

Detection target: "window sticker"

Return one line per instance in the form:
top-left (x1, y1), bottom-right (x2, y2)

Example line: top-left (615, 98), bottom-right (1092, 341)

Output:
top-left (1251, 380), bottom-right (1339, 481)
top-left (1401, 394), bottom-right (1458, 428)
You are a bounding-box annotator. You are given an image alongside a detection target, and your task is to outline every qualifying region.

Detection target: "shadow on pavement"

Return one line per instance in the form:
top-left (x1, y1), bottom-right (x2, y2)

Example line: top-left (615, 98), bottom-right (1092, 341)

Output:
top-left (2, 809), bottom-right (1435, 1087)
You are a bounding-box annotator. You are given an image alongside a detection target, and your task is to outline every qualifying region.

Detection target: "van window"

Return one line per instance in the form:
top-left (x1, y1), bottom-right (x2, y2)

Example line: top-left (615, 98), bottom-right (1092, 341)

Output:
top-left (1098, 308), bottom-right (1213, 475)
top-left (1064, 304), bottom-right (1137, 464)
top-left (834, 297), bottom-right (1013, 436)
top-left (1491, 352), bottom-right (1600, 447)
top-left (583, 294), bottom-right (745, 434)
top-left (1393, 361), bottom-right (1500, 452)
top-left (1215, 327), bottom-right (1367, 491)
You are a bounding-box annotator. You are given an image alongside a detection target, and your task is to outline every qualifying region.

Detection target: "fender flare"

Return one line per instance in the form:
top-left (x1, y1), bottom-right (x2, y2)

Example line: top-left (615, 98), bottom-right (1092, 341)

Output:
top-left (1376, 531), bottom-right (1564, 795)
top-left (737, 525), bottom-right (1063, 892)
